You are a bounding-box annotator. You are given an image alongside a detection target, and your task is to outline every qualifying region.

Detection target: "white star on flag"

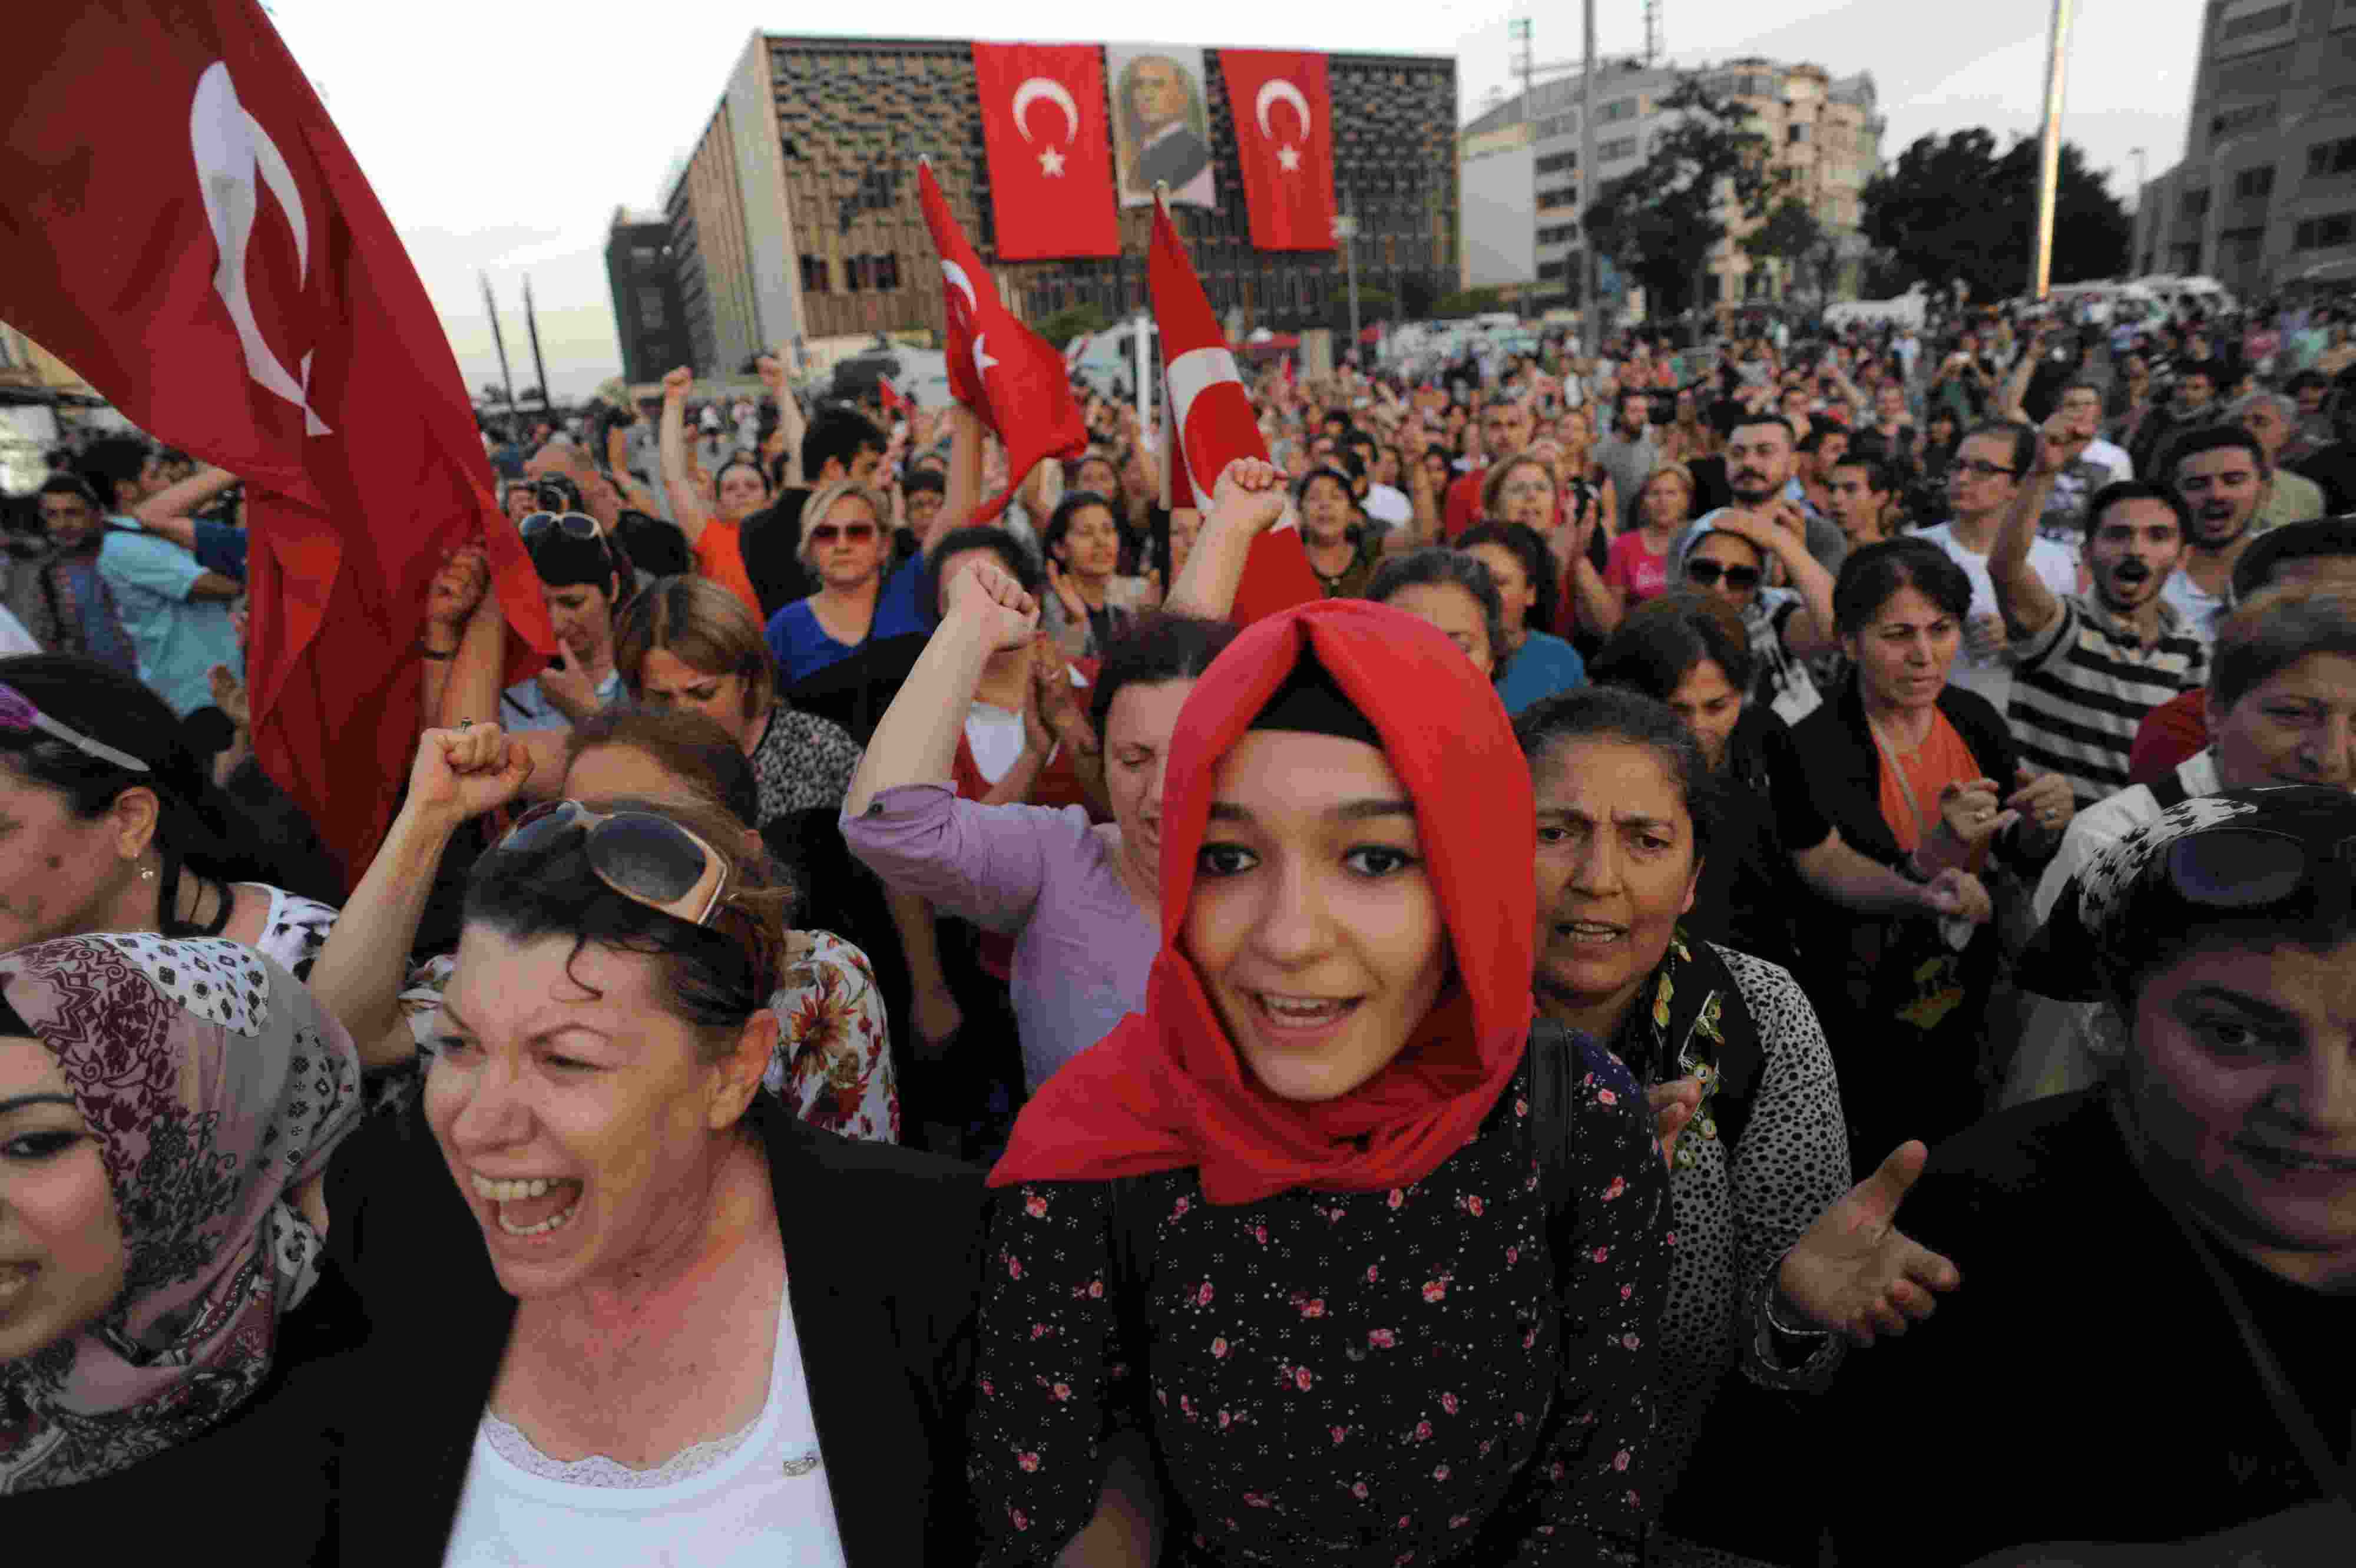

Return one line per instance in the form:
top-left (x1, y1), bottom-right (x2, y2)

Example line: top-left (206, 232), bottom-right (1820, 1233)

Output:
top-left (1038, 146), bottom-right (1066, 177)
top-left (973, 334), bottom-right (1000, 379)
top-left (1276, 144), bottom-right (1301, 173)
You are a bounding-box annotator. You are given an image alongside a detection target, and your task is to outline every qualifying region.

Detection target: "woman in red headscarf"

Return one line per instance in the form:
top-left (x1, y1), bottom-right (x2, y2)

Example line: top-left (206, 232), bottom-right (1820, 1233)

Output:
top-left (967, 595), bottom-right (1673, 1567)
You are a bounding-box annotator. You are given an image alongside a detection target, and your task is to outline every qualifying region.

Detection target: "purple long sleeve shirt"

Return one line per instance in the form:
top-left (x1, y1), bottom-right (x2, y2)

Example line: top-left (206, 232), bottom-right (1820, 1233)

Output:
top-left (841, 783), bottom-right (1158, 1090)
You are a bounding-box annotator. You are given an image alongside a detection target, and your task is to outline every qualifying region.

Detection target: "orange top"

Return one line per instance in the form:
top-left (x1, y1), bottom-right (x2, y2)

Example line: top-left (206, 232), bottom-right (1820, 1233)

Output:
top-left (1875, 706), bottom-right (1988, 865)
top-left (690, 518), bottom-right (762, 618)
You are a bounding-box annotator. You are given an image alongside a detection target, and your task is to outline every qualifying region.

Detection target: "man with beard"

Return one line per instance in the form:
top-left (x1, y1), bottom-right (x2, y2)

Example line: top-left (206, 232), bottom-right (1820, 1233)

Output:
top-left (1667, 413), bottom-right (1848, 581)
top-left (1993, 465), bottom-right (2206, 809)
top-left (2162, 425), bottom-right (2269, 646)
top-left (1591, 388), bottom-right (1658, 530)
top-left (1440, 394), bottom-right (1536, 537)
top-left (27, 475), bottom-right (137, 669)
top-left (1915, 422), bottom-right (2079, 714)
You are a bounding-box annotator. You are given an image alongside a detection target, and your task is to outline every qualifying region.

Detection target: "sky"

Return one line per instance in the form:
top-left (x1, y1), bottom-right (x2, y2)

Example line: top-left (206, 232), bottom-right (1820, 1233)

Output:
top-left (263, 0), bottom-right (2207, 402)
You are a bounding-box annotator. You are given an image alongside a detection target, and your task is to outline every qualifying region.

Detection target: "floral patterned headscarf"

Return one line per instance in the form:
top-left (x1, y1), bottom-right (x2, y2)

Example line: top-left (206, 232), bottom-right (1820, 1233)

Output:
top-left (0, 935), bottom-right (362, 1493)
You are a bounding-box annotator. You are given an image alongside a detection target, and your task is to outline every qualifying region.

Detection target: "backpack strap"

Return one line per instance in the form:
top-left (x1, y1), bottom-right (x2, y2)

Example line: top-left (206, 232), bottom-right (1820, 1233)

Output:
top-left (1526, 1018), bottom-right (1593, 1382)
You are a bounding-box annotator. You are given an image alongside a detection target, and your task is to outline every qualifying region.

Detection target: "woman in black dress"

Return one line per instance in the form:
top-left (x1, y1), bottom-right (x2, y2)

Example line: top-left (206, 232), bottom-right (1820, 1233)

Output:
top-left (968, 598), bottom-right (1672, 1567)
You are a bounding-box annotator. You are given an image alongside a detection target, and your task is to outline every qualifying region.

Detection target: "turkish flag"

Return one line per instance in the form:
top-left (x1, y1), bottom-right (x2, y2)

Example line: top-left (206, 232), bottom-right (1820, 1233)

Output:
top-left (877, 377), bottom-right (907, 416)
top-left (971, 43), bottom-right (1120, 261)
top-left (1219, 51), bottom-right (1337, 253)
top-left (0, 1), bottom-right (554, 883)
top-left (916, 160), bottom-right (1087, 521)
top-left (1148, 196), bottom-right (1322, 625)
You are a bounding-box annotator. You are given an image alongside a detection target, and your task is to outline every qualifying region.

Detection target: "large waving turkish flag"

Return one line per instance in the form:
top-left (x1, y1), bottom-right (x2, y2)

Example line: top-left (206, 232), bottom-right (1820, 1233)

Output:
top-left (1219, 50), bottom-right (1337, 253)
top-left (1149, 196), bottom-right (1322, 625)
top-left (916, 161), bottom-right (1087, 519)
top-left (971, 42), bottom-right (1120, 261)
top-left (0, 0), bottom-right (553, 881)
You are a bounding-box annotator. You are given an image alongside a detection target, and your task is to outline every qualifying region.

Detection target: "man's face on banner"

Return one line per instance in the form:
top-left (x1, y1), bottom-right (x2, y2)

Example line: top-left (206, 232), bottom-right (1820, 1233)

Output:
top-left (1131, 58), bottom-right (1188, 129)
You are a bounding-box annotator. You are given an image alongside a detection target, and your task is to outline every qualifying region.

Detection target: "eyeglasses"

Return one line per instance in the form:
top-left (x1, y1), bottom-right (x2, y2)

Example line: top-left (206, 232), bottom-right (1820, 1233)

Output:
top-left (519, 510), bottom-right (603, 543)
top-left (0, 683), bottom-right (150, 772)
top-left (808, 522), bottom-right (878, 545)
top-left (1686, 561), bottom-right (1762, 590)
top-left (1950, 459), bottom-right (2019, 481)
top-left (496, 801), bottom-right (734, 927)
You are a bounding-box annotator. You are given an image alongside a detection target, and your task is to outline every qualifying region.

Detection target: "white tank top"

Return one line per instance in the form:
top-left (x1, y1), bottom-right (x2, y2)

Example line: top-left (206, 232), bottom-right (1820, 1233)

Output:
top-left (441, 1283), bottom-right (848, 1567)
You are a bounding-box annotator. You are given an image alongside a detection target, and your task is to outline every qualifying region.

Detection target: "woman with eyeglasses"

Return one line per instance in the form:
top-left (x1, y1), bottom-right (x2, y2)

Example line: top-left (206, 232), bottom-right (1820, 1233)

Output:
top-left (308, 792), bottom-right (986, 1563)
top-left (0, 654), bottom-right (348, 1026)
top-left (1828, 785), bottom-right (2356, 1563)
top-left (1786, 540), bottom-right (2074, 1165)
top-left (1484, 448), bottom-right (1621, 646)
top-left (968, 598), bottom-right (1670, 1568)
top-left (764, 479), bottom-right (926, 684)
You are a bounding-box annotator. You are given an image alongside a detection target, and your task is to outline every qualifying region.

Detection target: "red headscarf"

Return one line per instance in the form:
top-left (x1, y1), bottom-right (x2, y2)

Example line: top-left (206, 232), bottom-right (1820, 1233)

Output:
top-left (988, 599), bottom-right (1536, 1204)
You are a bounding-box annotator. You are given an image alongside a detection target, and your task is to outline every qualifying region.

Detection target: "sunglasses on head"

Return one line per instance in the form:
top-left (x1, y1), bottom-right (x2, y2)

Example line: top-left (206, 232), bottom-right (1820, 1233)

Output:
top-left (809, 521), bottom-right (878, 545)
top-left (2147, 825), bottom-right (2356, 924)
top-left (497, 800), bottom-right (734, 927)
top-left (519, 510), bottom-right (602, 543)
top-left (0, 683), bottom-right (150, 772)
top-left (1686, 560), bottom-right (1762, 590)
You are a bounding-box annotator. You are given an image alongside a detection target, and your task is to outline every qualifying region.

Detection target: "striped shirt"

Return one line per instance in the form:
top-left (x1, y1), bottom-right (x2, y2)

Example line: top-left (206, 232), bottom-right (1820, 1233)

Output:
top-left (2006, 594), bottom-right (2209, 809)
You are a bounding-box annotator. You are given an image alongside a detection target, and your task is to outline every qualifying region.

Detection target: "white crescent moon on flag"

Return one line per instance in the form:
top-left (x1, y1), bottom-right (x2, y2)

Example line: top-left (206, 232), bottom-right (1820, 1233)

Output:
top-left (190, 61), bottom-right (331, 434)
top-left (939, 259), bottom-right (981, 318)
top-left (1255, 78), bottom-right (1312, 142)
top-left (1011, 77), bottom-right (1080, 144)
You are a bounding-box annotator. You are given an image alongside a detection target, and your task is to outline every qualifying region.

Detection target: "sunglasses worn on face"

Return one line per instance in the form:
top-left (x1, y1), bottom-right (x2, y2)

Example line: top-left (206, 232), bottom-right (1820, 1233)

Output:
top-left (497, 800), bottom-right (733, 927)
top-left (0, 683), bottom-right (150, 772)
top-left (809, 522), bottom-right (878, 545)
top-left (1686, 561), bottom-right (1761, 590)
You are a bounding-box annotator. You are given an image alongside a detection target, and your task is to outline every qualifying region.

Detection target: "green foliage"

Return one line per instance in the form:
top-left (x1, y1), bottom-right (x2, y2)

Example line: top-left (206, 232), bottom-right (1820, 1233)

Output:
top-left (1434, 287), bottom-right (1507, 319)
top-left (1861, 129), bottom-right (2132, 301)
top-left (1037, 302), bottom-right (1113, 347)
top-left (1584, 75), bottom-right (1784, 319)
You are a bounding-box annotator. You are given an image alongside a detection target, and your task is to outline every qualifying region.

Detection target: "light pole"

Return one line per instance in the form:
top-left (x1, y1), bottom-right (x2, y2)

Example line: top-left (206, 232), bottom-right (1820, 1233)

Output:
top-left (1580, 0), bottom-right (1599, 353)
top-left (2030, 0), bottom-right (2077, 302)
top-left (1334, 204), bottom-right (1362, 360)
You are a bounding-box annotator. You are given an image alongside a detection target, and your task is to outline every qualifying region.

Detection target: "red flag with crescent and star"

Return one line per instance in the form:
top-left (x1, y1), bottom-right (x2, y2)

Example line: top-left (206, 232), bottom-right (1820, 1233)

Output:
top-left (971, 42), bottom-right (1120, 260)
top-left (1219, 50), bottom-right (1337, 253)
top-left (0, 0), bottom-right (553, 884)
top-left (916, 160), bottom-right (1087, 521)
top-left (1149, 193), bottom-right (1322, 624)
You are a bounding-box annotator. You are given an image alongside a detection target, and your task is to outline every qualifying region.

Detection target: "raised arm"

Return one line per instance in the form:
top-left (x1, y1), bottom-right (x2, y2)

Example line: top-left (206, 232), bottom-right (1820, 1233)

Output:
top-left (1716, 503), bottom-right (1839, 657)
top-left (418, 548), bottom-right (488, 735)
top-left (1988, 446), bottom-right (2063, 643)
top-left (132, 464), bottom-right (240, 552)
top-left (659, 366), bottom-right (712, 543)
top-left (935, 402), bottom-right (987, 545)
top-left (1161, 459), bottom-right (1288, 620)
top-left (756, 353), bottom-right (806, 491)
top-left (1996, 327), bottom-right (2046, 423)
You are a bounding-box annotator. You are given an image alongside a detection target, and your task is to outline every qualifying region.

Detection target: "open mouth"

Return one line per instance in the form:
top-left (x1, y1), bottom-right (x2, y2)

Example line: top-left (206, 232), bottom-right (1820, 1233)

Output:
top-left (2236, 1140), bottom-right (2356, 1178)
top-left (1552, 919), bottom-right (1627, 948)
top-left (2113, 562), bottom-right (2152, 585)
top-left (470, 1172), bottom-right (585, 1238)
top-left (1249, 992), bottom-right (1362, 1034)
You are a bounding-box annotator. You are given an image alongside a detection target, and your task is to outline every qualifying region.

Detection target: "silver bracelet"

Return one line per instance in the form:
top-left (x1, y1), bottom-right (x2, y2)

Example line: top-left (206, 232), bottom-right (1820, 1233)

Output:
top-left (1763, 1283), bottom-right (1835, 1341)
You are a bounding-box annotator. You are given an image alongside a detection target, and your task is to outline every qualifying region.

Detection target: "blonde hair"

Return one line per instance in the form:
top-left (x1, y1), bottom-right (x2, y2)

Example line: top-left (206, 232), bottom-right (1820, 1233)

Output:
top-left (610, 575), bottom-right (777, 723)
top-left (796, 479), bottom-right (890, 571)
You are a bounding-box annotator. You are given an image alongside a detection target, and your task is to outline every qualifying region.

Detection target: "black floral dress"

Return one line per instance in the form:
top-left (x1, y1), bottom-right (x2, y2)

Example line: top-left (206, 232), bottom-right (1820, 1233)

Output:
top-left (969, 1045), bottom-right (1672, 1567)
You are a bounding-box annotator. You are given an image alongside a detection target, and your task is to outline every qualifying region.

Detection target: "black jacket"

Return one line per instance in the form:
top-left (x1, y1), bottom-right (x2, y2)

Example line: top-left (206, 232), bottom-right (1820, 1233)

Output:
top-left (1788, 673), bottom-right (2023, 872)
top-left (317, 1094), bottom-right (987, 1564)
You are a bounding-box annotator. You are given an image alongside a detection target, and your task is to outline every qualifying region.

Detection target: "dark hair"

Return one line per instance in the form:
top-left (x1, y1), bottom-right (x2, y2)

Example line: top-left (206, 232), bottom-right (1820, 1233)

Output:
top-left (2288, 369), bottom-right (2329, 396)
top-left (2177, 359), bottom-right (2221, 387)
top-left (35, 474), bottom-right (101, 510)
top-left (2160, 422), bottom-right (2269, 479)
top-left (1043, 491), bottom-right (1120, 565)
top-left (712, 455), bottom-right (770, 502)
top-left (1832, 537), bottom-right (1974, 637)
top-left (1829, 453), bottom-right (1896, 498)
top-left (2082, 479), bottom-right (2193, 544)
top-left (611, 510), bottom-right (693, 579)
top-left (1366, 548), bottom-right (1508, 669)
top-left (1589, 590), bottom-right (1758, 700)
top-left (929, 524), bottom-right (1045, 600)
top-left (77, 435), bottom-right (151, 510)
top-left (0, 654), bottom-right (293, 927)
top-left (1513, 685), bottom-right (1719, 862)
top-left (1727, 412), bottom-right (1795, 446)
top-left (462, 795), bottom-right (792, 1056)
top-left (2209, 585), bottom-right (2356, 713)
top-left (902, 468), bottom-right (946, 500)
top-left (2232, 514), bottom-right (2356, 600)
top-left (802, 407), bottom-right (885, 479)
top-left (1798, 425), bottom-right (1847, 455)
top-left (1960, 419), bottom-right (2037, 478)
top-left (564, 703), bottom-right (765, 833)
top-left (1087, 614), bottom-right (1240, 742)
top-left (1295, 465), bottom-right (1358, 511)
top-left (1455, 521), bottom-right (1561, 634)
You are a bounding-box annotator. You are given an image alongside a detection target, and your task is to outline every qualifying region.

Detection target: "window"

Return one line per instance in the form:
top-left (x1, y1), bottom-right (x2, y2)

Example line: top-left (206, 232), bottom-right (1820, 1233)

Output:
top-left (1600, 137), bottom-right (1639, 162)
top-left (872, 252), bottom-right (901, 290)
top-left (2219, 2), bottom-right (2294, 42)
top-left (2235, 164), bottom-right (2276, 199)
top-left (2210, 100), bottom-right (2276, 138)
top-left (1536, 151), bottom-right (1579, 176)
top-left (1599, 97), bottom-right (1638, 123)
top-left (2183, 188), bottom-right (2212, 216)
top-left (2308, 136), bottom-right (2356, 176)
top-left (2295, 211), bottom-right (2356, 249)
top-left (636, 288), bottom-right (667, 328)
top-left (1789, 123), bottom-right (1811, 144)
top-left (799, 256), bottom-right (830, 294)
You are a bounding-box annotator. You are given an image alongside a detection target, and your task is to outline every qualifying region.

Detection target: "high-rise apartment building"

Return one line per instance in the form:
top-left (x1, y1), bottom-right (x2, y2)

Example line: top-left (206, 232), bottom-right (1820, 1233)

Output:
top-left (2133, 0), bottom-right (2356, 295)
top-left (603, 210), bottom-right (693, 384)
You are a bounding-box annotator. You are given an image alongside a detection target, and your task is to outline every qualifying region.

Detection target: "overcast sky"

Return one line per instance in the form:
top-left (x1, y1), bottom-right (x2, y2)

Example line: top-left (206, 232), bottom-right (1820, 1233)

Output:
top-left (264, 1), bottom-right (2205, 401)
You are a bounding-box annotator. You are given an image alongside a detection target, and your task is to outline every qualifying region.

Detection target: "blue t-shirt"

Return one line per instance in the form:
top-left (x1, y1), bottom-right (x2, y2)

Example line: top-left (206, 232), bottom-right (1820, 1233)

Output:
top-left (765, 555), bottom-right (929, 683)
top-left (499, 666), bottom-right (626, 733)
top-left (58, 554), bottom-right (139, 676)
top-left (95, 521), bottom-right (240, 717)
top-left (193, 520), bottom-right (247, 581)
top-left (1495, 631), bottom-right (1587, 714)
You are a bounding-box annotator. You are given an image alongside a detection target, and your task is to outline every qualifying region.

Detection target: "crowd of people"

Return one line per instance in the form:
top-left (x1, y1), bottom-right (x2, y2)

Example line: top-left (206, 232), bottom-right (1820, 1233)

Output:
top-left (2, 289), bottom-right (2353, 1565)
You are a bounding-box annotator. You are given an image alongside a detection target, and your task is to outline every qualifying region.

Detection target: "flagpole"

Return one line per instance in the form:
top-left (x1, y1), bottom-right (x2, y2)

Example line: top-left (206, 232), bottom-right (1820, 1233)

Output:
top-left (481, 272), bottom-right (518, 429)
top-left (2030, 0), bottom-right (2076, 302)
top-left (523, 274), bottom-right (552, 416)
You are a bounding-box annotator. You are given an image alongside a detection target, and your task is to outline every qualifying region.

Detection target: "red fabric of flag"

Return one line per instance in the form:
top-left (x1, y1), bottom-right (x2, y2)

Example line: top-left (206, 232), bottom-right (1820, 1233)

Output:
top-left (970, 43), bottom-right (1120, 262)
top-left (878, 378), bottom-right (907, 415)
top-left (0, 0), bottom-right (554, 882)
top-left (1147, 197), bottom-right (1322, 624)
top-left (916, 161), bottom-right (1087, 521)
top-left (1217, 51), bottom-right (1338, 253)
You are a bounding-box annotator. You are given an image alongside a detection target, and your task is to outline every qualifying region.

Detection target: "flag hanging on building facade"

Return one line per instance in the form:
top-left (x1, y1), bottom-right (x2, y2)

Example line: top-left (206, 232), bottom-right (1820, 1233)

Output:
top-left (970, 42), bottom-right (1121, 260)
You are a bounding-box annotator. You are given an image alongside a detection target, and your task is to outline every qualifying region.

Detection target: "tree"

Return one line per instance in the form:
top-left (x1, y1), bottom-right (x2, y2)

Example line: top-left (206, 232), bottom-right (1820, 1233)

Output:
top-left (1862, 130), bottom-right (2131, 302)
top-left (1743, 197), bottom-right (1834, 302)
top-left (1036, 302), bottom-right (1112, 347)
top-left (1584, 75), bottom-right (1782, 320)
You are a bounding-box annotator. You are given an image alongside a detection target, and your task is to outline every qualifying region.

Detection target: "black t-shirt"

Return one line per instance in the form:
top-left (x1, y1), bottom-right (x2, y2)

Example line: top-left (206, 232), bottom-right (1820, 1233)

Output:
top-left (739, 489), bottom-right (816, 620)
